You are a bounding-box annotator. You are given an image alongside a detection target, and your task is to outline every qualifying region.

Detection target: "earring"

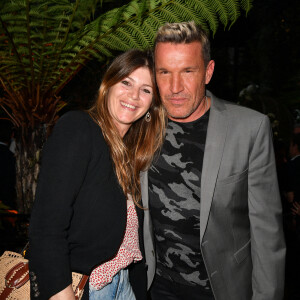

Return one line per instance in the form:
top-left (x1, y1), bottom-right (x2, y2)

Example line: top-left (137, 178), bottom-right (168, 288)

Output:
top-left (145, 112), bottom-right (151, 122)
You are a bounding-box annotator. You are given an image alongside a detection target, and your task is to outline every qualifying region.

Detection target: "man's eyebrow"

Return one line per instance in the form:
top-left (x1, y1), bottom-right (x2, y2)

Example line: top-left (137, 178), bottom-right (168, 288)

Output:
top-left (155, 66), bottom-right (199, 71)
top-left (183, 66), bottom-right (199, 70)
top-left (155, 67), bottom-right (168, 71)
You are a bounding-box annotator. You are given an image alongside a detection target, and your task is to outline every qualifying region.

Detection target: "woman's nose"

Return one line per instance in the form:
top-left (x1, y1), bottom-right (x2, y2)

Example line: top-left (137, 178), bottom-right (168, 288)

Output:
top-left (128, 87), bottom-right (139, 100)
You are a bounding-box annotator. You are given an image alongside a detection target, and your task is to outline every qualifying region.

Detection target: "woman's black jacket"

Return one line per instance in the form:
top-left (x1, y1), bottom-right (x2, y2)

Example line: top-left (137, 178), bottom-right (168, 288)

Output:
top-left (29, 111), bottom-right (147, 299)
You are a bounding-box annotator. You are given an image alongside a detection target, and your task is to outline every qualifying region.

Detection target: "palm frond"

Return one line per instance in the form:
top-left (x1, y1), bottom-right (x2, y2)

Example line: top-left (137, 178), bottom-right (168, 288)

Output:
top-left (0, 0), bottom-right (253, 127)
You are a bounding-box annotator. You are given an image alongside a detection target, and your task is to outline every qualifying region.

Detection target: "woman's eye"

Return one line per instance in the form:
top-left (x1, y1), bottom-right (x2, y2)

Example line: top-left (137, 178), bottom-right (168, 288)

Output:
top-left (121, 80), bottom-right (130, 86)
top-left (143, 88), bottom-right (152, 94)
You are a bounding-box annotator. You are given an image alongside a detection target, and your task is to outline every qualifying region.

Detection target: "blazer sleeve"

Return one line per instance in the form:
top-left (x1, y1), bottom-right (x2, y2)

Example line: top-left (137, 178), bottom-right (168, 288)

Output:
top-left (128, 206), bottom-right (147, 300)
top-left (248, 115), bottom-right (286, 300)
top-left (29, 111), bottom-right (93, 299)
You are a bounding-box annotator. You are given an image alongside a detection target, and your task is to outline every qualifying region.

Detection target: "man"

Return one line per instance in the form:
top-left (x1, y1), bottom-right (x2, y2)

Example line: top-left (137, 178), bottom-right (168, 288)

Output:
top-left (141, 21), bottom-right (285, 300)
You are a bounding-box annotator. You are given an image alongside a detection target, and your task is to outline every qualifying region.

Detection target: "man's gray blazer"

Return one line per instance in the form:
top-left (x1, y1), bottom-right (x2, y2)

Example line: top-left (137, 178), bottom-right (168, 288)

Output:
top-left (141, 91), bottom-right (286, 300)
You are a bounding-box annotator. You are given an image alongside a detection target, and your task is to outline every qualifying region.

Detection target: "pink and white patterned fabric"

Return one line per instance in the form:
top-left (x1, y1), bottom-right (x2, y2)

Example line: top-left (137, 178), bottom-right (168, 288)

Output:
top-left (89, 199), bottom-right (142, 290)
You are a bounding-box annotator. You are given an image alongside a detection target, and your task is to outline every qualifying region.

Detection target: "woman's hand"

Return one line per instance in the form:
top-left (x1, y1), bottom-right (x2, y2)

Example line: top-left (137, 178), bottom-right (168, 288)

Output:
top-left (49, 285), bottom-right (75, 300)
top-left (291, 201), bottom-right (300, 216)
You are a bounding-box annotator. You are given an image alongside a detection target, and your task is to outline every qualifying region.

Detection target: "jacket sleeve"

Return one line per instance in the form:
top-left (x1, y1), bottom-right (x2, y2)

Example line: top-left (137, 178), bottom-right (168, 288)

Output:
top-left (29, 111), bottom-right (92, 299)
top-left (248, 115), bottom-right (286, 300)
top-left (129, 206), bottom-right (147, 300)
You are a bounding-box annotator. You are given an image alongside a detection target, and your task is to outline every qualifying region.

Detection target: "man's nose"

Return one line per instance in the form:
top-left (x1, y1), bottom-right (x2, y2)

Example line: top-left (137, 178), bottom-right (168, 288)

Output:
top-left (170, 74), bottom-right (183, 94)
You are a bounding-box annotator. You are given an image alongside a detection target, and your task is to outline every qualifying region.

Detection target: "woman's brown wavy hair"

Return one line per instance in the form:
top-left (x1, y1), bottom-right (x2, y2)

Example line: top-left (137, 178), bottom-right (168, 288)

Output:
top-left (88, 49), bottom-right (166, 206)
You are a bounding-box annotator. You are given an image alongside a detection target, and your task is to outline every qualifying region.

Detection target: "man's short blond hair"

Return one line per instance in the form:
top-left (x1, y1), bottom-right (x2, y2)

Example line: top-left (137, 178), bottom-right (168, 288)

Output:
top-left (154, 21), bottom-right (211, 66)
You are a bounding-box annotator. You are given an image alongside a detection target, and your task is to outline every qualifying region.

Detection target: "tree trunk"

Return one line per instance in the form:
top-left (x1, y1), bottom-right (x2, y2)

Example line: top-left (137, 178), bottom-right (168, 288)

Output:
top-left (14, 125), bottom-right (49, 214)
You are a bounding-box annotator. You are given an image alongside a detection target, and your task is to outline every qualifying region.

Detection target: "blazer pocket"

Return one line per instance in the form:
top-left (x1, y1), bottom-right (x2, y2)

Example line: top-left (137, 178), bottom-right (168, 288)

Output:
top-left (234, 239), bottom-right (251, 264)
top-left (216, 168), bottom-right (248, 186)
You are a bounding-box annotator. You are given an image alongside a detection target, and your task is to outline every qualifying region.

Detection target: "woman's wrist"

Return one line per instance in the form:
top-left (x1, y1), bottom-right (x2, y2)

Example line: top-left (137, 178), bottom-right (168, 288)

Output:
top-left (49, 284), bottom-right (75, 300)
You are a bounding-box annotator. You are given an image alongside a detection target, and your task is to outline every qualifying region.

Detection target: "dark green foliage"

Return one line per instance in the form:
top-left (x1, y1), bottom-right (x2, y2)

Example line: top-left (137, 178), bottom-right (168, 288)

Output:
top-left (0, 0), bottom-right (252, 111)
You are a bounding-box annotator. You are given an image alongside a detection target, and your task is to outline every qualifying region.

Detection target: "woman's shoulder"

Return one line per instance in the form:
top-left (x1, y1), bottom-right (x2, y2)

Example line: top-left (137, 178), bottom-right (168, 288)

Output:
top-left (45, 111), bottom-right (105, 153)
top-left (58, 110), bottom-right (92, 125)
top-left (55, 110), bottom-right (100, 134)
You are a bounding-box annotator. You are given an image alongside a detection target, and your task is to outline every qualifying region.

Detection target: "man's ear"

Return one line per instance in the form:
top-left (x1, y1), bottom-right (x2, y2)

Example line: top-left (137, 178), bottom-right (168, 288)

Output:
top-left (205, 60), bottom-right (215, 85)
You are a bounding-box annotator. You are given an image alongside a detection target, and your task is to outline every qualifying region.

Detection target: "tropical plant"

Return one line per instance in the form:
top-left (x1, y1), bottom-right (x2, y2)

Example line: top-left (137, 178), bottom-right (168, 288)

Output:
top-left (0, 0), bottom-right (252, 213)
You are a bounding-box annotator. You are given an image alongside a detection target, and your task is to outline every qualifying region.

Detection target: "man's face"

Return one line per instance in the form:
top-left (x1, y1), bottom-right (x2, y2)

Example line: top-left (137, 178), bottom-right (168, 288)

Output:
top-left (155, 41), bottom-right (214, 122)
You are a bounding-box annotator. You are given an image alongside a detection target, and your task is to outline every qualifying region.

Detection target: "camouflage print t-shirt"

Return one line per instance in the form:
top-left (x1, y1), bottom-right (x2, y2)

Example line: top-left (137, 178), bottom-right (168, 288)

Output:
top-left (148, 109), bottom-right (213, 296)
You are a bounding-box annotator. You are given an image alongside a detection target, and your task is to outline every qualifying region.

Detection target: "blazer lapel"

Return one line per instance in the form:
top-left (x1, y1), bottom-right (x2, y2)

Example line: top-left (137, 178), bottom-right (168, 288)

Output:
top-left (141, 171), bottom-right (153, 244)
top-left (200, 91), bottom-right (228, 242)
top-left (140, 171), bottom-right (156, 288)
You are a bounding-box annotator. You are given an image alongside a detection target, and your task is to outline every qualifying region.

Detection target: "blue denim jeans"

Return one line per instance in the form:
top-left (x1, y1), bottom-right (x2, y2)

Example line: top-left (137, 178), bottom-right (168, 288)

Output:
top-left (89, 269), bottom-right (136, 300)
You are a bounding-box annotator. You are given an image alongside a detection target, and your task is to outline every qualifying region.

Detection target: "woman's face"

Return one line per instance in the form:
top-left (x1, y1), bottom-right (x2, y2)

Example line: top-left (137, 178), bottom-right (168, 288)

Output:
top-left (107, 67), bottom-right (153, 137)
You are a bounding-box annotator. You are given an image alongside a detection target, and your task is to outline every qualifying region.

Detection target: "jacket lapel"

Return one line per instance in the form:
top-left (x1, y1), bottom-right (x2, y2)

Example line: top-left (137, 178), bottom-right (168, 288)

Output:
top-left (140, 171), bottom-right (156, 288)
top-left (200, 91), bottom-right (228, 242)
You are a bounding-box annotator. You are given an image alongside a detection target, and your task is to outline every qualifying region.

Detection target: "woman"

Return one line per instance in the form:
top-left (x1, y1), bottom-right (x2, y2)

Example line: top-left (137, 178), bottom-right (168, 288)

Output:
top-left (29, 49), bottom-right (166, 300)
